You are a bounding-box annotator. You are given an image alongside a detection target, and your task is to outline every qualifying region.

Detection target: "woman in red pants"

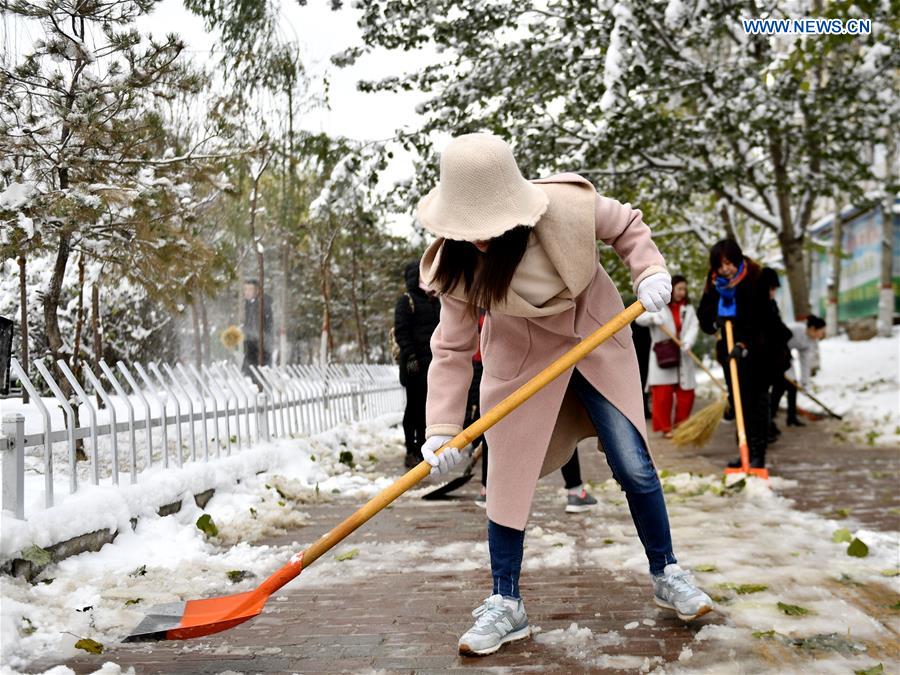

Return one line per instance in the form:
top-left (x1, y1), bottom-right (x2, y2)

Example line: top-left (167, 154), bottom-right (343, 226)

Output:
top-left (635, 275), bottom-right (697, 437)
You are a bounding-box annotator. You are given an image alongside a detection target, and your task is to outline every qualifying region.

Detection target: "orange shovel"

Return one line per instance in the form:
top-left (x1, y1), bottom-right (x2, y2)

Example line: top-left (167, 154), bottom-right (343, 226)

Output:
top-left (124, 301), bottom-right (645, 641)
top-left (722, 320), bottom-right (769, 480)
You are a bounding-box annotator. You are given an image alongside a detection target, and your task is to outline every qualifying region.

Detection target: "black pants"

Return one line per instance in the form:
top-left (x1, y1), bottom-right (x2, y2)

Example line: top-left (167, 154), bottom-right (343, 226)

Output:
top-left (465, 363), bottom-right (487, 451)
top-left (559, 450), bottom-right (583, 489)
top-left (243, 339), bottom-right (270, 375)
top-left (770, 377), bottom-right (797, 421)
top-left (403, 373), bottom-right (428, 458)
top-left (460, 362), bottom-right (491, 484)
top-left (722, 358), bottom-right (769, 463)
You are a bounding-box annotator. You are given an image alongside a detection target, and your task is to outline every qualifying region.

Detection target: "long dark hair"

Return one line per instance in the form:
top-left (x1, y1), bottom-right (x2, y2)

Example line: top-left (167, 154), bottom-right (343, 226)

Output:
top-left (708, 239), bottom-right (744, 272)
top-left (705, 239), bottom-right (745, 292)
top-left (432, 225), bottom-right (531, 315)
top-left (670, 274), bottom-right (690, 303)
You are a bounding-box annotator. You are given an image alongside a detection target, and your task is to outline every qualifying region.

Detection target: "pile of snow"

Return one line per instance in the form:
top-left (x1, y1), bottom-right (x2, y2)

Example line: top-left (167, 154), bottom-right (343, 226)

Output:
top-left (503, 471), bottom-right (898, 674)
top-left (534, 623), bottom-right (643, 670)
top-left (813, 330), bottom-right (899, 446)
top-left (1, 414), bottom-right (406, 672)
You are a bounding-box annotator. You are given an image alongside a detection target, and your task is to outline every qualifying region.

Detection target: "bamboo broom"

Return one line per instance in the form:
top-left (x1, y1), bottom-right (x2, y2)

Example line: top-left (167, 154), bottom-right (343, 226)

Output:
top-left (658, 325), bottom-right (728, 395)
top-left (651, 324), bottom-right (730, 448)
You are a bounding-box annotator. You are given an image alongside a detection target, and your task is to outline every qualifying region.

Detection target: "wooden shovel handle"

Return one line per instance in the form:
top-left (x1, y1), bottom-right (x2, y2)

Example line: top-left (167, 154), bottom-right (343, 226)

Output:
top-left (295, 301), bottom-right (646, 573)
top-left (658, 325), bottom-right (728, 394)
top-left (724, 320), bottom-right (751, 467)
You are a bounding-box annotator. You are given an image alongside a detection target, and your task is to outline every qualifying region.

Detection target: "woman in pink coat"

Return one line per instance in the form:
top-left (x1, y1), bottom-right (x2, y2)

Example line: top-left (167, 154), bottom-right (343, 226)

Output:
top-left (417, 134), bottom-right (712, 656)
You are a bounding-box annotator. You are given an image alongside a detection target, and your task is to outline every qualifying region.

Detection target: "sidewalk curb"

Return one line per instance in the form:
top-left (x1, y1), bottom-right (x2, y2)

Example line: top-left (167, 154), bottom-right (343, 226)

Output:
top-left (1, 487), bottom-right (219, 582)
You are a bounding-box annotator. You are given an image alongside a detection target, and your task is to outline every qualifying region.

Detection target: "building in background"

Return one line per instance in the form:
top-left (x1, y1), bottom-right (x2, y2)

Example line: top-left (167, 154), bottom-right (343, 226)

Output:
top-left (808, 197), bottom-right (900, 323)
top-left (772, 197), bottom-right (899, 327)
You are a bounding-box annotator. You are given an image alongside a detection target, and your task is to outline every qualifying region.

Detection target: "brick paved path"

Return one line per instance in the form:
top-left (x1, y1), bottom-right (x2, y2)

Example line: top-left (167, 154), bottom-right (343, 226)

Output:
top-left (44, 408), bottom-right (898, 674)
top-left (657, 410), bottom-right (899, 532)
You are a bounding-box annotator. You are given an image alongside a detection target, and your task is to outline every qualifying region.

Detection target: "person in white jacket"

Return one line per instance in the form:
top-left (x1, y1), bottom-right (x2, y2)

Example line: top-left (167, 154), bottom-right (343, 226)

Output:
top-left (770, 314), bottom-right (826, 427)
top-left (635, 275), bottom-right (698, 437)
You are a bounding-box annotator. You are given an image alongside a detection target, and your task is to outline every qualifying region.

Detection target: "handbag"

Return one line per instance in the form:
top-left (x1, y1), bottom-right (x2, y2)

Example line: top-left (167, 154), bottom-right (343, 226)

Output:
top-left (653, 339), bottom-right (680, 369)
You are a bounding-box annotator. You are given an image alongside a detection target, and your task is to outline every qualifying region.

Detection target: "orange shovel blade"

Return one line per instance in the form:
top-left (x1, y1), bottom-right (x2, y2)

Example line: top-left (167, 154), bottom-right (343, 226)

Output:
top-left (722, 441), bottom-right (769, 480)
top-left (724, 467), bottom-right (770, 480)
top-left (125, 551), bottom-right (305, 642)
top-left (124, 589), bottom-right (268, 642)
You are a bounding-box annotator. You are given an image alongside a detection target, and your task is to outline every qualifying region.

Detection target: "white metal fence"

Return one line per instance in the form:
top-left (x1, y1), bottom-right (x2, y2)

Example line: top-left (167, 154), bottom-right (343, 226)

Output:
top-left (1, 358), bottom-right (404, 520)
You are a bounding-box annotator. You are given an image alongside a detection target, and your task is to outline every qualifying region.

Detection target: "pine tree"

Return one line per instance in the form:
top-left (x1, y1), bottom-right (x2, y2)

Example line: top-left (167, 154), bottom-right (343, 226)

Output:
top-left (1, 0), bottom-right (241, 395)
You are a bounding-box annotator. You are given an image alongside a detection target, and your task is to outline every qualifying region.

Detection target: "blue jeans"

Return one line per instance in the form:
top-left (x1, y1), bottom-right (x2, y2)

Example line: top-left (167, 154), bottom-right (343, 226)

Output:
top-left (487, 370), bottom-right (677, 592)
top-left (488, 520), bottom-right (525, 599)
top-left (570, 369), bottom-right (676, 575)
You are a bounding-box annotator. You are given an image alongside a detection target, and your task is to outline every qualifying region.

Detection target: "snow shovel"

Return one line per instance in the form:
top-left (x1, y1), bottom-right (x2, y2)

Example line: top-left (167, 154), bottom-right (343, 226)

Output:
top-left (124, 301), bottom-right (646, 642)
top-left (421, 443), bottom-right (484, 500)
top-left (783, 374), bottom-right (842, 420)
top-left (722, 320), bottom-right (769, 480)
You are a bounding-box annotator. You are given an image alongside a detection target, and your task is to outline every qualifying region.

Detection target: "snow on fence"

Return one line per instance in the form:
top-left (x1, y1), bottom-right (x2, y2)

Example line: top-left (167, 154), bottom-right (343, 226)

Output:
top-left (1, 359), bottom-right (403, 520)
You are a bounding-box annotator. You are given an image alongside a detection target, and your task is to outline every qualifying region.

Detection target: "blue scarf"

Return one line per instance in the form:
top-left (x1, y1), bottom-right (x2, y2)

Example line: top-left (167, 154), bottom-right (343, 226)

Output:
top-left (714, 261), bottom-right (745, 318)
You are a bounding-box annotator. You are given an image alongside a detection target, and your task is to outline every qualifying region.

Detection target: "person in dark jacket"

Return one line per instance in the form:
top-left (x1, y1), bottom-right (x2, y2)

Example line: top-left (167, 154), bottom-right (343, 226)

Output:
top-left (395, 261), bottom-right (442, 468)
top-left (631, 316), bottom-right (653, 419)
top-left (243, 279), bottom-right (273, 374)
top-left (698, 240), bottom-right (780, 469)
top-left (759, 267), bottom-right (794, 442)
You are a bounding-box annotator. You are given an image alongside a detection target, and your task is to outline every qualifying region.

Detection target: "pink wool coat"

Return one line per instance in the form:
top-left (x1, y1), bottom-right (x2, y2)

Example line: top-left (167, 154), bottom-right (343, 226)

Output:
top-left (420, 174), bottom-right (667, 530)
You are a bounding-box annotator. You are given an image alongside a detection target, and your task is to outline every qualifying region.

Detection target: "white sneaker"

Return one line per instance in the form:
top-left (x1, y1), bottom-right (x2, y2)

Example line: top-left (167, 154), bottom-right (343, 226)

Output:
top-left (458, 594), bottom-right (530, 656)
top-left (652, 564), bottom-right (714, 621)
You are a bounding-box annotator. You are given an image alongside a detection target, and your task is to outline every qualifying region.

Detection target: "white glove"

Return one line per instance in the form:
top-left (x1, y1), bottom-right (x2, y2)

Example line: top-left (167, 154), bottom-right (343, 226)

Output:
top-left (421, 435), bottom-right (461, 476)
top-left (650, 312), bottom-right (665, 326)
top-left (637, 272), bottom-right (672, 313)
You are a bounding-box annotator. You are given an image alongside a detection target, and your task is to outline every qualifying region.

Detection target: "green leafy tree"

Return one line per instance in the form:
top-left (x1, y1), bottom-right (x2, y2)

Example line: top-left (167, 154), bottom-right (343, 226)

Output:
top-left (343, 0), bottom-right (899, 317)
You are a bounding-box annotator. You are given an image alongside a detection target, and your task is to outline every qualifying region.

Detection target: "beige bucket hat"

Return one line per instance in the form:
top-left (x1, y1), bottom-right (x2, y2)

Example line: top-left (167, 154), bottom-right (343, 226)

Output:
top-left (416, 133), bottom-right (549, 241)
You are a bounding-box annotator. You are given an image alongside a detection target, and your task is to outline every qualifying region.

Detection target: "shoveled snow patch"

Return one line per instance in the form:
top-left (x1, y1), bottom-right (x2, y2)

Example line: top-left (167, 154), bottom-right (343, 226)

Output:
top-left (535, 623), bottom-right (641, 669)
top-left (577, 472), bottom-right (899, 674)
top-left (522, 526), bottom-right (577, 570)
top-left (795, 330), bottom-right (898, 446)
top-left (20, 662), bottom-right (134, 675)
top-left (0, 414), bottom-right (405, 672)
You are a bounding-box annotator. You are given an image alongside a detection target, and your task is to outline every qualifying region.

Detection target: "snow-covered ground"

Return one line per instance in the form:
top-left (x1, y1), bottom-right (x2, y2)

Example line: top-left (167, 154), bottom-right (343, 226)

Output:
top-left (527, 473), bottom-right (899, 674)
top-left (693, 329), bottom-right (899, 447)
top-left (1, 331), bottom-right (897, 674)
top-left (813, 330), bottom-right (900, 447)
top-left (1, 413), bottom-right (415, 674)
top-left (1, 418), bottom-right (897, 674)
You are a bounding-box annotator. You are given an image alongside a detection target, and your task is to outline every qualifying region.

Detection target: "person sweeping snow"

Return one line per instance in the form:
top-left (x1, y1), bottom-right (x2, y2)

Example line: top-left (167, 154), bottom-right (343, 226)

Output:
top-left (698, 240), bottom-right (783, 470)
top-left (635, 275), bottom-right (699, 437)
top-left (771, 314), bottom-right (827, 428)
top-left (415, 133), bottom-right (712, 657)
